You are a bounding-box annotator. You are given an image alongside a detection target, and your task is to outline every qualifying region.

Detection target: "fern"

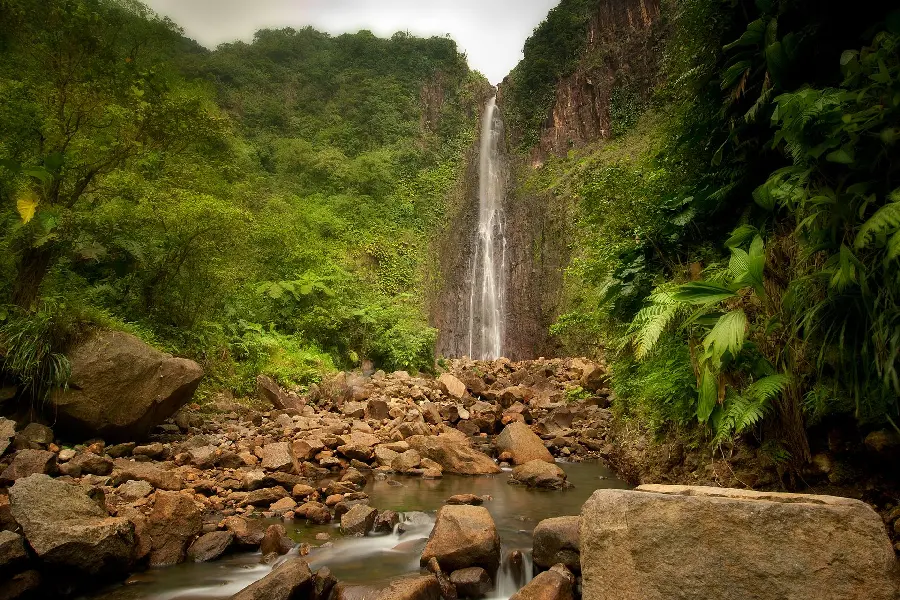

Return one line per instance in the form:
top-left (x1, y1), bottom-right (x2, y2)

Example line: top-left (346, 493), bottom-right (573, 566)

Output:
top-left (702, 310), bottom-right (748, 367)
top-left (855, 199), bottom-right (900, 249)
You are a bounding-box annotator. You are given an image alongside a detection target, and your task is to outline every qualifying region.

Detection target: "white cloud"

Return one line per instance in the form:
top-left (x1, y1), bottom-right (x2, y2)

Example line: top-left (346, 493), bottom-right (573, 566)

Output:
top-left (142, 0), bottom-right (560, 84)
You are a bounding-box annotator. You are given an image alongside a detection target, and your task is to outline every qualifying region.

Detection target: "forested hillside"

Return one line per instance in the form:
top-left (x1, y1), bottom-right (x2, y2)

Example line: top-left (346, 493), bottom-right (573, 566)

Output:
top-left (0, 0), bottom-right (487, 400)
top-left (502, 0), bottom-right (900, 469)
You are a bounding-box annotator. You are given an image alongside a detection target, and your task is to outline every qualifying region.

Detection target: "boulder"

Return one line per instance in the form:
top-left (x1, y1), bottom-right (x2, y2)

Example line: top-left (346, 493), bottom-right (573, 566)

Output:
top-left (230, 557), bottom-right (312, 600)
top-left (64, 452), bottom-right (114, 476)
top-left (12, 423), bottom-right (53, 449)
top-left (260, 524), bottom-right (293, 556)
top-left (9, 474), bottom-right (134, 576)
top-left (116, 480), bottom-right (154, 502)
top-left (51, 331), bottom-right (203, 441)
top-left (426, 556), bottom-right (457, 600)
top-left (509, 460), bottom-right (569, 490)
top-left (449, 567), bottom-right (492, 598)
top-left (375, 575), bottom-right (441, 600)
top-left (421, 505), bottom-right (500, 573)
top-left (495, 422), bottom-right (553, 465)
top-left (256, 374), bottom-right (304, 411)
top-left (438, 374), bottom-right (467, 400)
top-left (0, 449), bottom-right (56, 483)
top-left (446, 494), bottom-right (483, 506)
top-left (509, 567), bottom-right (574, 600)
top-left (223, 516), bottom-right (266, 548)
top-left (147, 491), bottom-right (202, 566)
top-left (579, 364), bottom-right (607, 392)
top-left (341, 504), bottom-right (378, 536)
top-left (407, 435), bottom-right (500, 475)
top-left (374, 510), bottom-right (400, 533)
top-left (532, 517), bottom-right (580, 572)
top-left (366, 399), bottom-right (391, 420)
top-left (580, 485), bottom-right (900, 600)
top-left (392, 449), bottom-right (422, 472)
top-left (187, 530), bottom-right (234, 562)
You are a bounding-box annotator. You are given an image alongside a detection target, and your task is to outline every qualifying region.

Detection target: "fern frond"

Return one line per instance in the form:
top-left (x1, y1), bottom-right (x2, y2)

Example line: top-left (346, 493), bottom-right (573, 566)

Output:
top-left (855, 201), bottom-right (900, 249)
top-left (703, 310), bottom-right (748, 366)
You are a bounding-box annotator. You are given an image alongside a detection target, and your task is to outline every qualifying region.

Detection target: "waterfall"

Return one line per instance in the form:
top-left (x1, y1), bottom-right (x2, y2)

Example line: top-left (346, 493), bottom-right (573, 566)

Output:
top-left (491, 550), bottom-right (534, 599)
top-left (467, 96), bottom-right (507, 360)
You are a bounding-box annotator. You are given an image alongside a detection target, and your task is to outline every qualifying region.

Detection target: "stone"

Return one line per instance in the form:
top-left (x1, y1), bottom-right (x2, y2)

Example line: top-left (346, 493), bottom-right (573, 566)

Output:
top-left (292, 484), bottom-right (316, 499)
top-left (375, 576), bottom-right (441, 600)
top-left (366, 399), bottom-right (391, 420)
top-left (9, 474), bottom-right (134, 576)
top-left (407, 435), bottom-right (500, 475)
top-left (147, 491), bottom-right (202, 566)
top-left (0, 570), bottom-right (41, 600)
top-left (374, 510), bottom-right (400, 533)
top-left (270, 497), bottom-right (298, 514)
top-left (187, 530), bottom-right (234, 562)
top-left (240, 487), bottom-right (289, 507)
top-left (0, 450), bottom-right (56, 483)
top-left (0, 418), bottom-right (15, 456)
top-left (580, 485), bottom-right (900, 600)
top-left (223, 516), bottom-right (265, 548)
top-left (509, 460), bottom-right (569, 490)
top-left (256, 375), bottom-right (304, 411)
top-left (260, 524), bottom-right (293, 556)
top-left (509, 568), bottom-right (574, 600)
top-left (0, 530), bottom-right (27, 573)
top-left (112, 458), bottom-right (183, 490)
top-left (230, 557), bottom-right (312, 600)
top-left (392, 449), bottom-right (422, 472)
top-left (579, 364), bottom-right (607, 392)
top-left (341, 467), bottom-right (367, 487)
top-left (12, 423), bottom-right (53, 449)
top-left (341, 504), bottom-right (378, 535)
top-left (426, 556), bottom-right (457, 600)
top-left (189, 445), bottom-right (218, 468)
top-left (260, 442), bottom-right (293, 472)
top-left (133, 442), bottom-right (167, 459)
top-left (313, 567), bottom-right (338, 600)
top-left (532, 517), bottom-right (580, 572)
top-left (438, 374), bottom-right (467, 399)
top-left (338, 443), bottom-right (373, 462)
top-left (68, 452), bottom-right (114, 476)
top-left (51, 331), bottom-right (203, 441)
top-left (449, 567), bottom-right (492, 598)
top-left (421, 505), bottom-right (500, 573)
top-left (106, 442), bottom-right (136, 458)
top-left (116, 480), bottom-right (154, 502)
top-left (495, 422), bottom-right (553, 465)
top-left (303, 503), bottom-right (333, 525)
top-left (446, 494), bottom-right (483, 506)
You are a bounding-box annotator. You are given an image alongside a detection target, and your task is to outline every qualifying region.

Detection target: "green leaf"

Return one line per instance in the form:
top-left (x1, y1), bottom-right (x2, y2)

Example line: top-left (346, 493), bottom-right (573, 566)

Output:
top-left (825, 148), bottom-right (854, 164)
top-left (724, 19), bottom-right (766, 52)
top-left (855, 199), bottom-right (900, 248)
top-left (697, 366), bottom-right (718, 423)
top-left (672, 282), bottom-right (738, 304)
top-left (725, 225), bottom-right (757, 248)
top-left (703, 310), bottom-right (748, 366)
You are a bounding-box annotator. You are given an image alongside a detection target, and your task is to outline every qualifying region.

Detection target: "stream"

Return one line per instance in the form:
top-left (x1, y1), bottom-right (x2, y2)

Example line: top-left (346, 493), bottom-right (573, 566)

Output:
top-left (89, 461), bottom-right (629, 600)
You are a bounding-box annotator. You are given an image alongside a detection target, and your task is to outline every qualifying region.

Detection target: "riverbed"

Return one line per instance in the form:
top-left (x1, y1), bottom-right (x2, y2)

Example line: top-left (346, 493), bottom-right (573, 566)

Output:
top-left (90, 461), bottom-right (628, 600)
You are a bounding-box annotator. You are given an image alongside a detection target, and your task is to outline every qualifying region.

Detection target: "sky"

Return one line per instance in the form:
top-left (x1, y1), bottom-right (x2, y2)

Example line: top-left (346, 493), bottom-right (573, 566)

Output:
top-left (141, 0), bottom-right (561, 84)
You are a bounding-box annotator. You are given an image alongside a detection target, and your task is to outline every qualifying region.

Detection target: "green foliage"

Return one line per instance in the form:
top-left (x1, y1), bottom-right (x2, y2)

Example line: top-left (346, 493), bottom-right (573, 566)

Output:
top-left (0, 300), bottom-right (73, 402)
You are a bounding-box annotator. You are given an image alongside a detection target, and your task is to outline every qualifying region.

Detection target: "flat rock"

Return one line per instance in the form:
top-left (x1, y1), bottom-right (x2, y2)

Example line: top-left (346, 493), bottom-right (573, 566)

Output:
top-left (438, 374), bottom-right (466, 400)
top-left (421, 505), bottom-right (500, 573)
top-left (260, 442), bottom-right (293, 472)
top-left (112, 458), bottom-right (183, 490)
top-left (9, 474), bottom-right (134, 576)
top-left (580, 485), bottom-right (900, 600)
top-left (509, 460), bottom-right (569, 490)
top-left (510, 567), bottom-right (574, 600)
top-left (231, 557), bottom-right (312, 600)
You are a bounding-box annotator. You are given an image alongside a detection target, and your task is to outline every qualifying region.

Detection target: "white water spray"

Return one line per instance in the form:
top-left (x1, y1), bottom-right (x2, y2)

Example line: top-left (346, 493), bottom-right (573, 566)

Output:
top-left (467, 97), bottom-right (507, 360)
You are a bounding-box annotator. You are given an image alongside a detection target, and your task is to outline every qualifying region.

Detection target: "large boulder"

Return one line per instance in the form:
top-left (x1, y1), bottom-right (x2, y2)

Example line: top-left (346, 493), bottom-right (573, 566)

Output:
top-left (509, 460), bottom-right (569, 490)
top-left (187, 531), bottom-right (234, 562)
top-left (51, 331), bottom-right (203, 441)
top-left (532, 517), bottom-right (580, 572)
top-left (375, 576), bottom-right (442, 600)
top-left (9, 474), bottom-right (135, 576)
top-left (407, 435), bottom-right (500, 475)
top-left (230, 557), bottom-right (312, 600)
top-left (257, 375), bottom-right (304, 411)
top-left (580, 485), bottom-right (900, 600)
top-left (147, 491), bottom-right (202, 566)
top-left (421, 505), bottom-right (500, 573)
top-left (495, 422), bottom-right (553, 465)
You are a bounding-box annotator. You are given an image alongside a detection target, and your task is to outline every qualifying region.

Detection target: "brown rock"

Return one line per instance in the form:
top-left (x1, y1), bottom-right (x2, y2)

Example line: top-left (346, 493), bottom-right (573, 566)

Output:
top-left (231, 557), bottom-right (312, 600)
top-left (438, 374), bottom-right (467, 400)
top-left (392, 449), bottom-right (422, 472)
top-left (147, 491), bottom-right (202, 566)
top-left (532, 517), bottom-right (580, 572)
top-left (341, 504), bottom-right (377, 535)
top-left (445, 494), bottom-right (483, 506)
top-left (67, 452), bottom-right (114, 476)
top-left (260, 524), bottom-right (293, 556)
top-left (260, 442), bottom-right (293, 472)
top-left (0, 418), bottom-right (15, 457)
top-left (579, 364), bottom-right (607, 392)
top-left (0, 450), bottom-right (56, 483)
top-left (313, 567), bottom-right (338, 600)
top-left (366, 399), bottom-right (391, 420)
top-left (240, 487), bottom-right (289, 507)
top-left (187, 530), bottom-right (234, 562)
top-left (51, 331), bottom-right (203, 441)
top-left (421, 505), bottom-right (500, 573)
top-left (449, 567), bottom-right (492, 598)
top-left (0, 570), bottom-right (41, 600)
top-left (111, 458), bottom-right (183, 490)
top-left (374, 510), bottom-right (400, 533)
top-left (223, 516), bottom-right (265, 548)
top-left (426, 556), bottom-right (457, 600)
top-left (407, 435), bottom-right (500, 475)
top-left (509, 460), bottom-right (569, 490)
top-left (510, 568), bottom-right (574, 600)
top-left (375, 576), bottom-right (441, 600)
top-left (495, 422), bottom-right (553, 465)
top-left (256, 375), bottom-right (304, 411)
top-left (580, 486), bottom-right (900, 600)
top-left (0, 530), bottom-right (27, 573)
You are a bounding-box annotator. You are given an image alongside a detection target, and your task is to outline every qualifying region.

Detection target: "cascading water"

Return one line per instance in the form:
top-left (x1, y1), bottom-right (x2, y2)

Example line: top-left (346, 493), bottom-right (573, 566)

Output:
top-left (467, 97), bottom-right (507, 360)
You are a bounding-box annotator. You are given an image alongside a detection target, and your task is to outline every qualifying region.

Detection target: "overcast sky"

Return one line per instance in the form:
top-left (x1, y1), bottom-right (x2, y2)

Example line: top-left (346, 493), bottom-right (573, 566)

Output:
top-left (142, 0), bottom-right (561, 84)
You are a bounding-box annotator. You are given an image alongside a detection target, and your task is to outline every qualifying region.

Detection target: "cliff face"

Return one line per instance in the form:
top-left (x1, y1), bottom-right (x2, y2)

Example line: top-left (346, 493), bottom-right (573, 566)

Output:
top-left (507, 0), bottom-right (662, 165)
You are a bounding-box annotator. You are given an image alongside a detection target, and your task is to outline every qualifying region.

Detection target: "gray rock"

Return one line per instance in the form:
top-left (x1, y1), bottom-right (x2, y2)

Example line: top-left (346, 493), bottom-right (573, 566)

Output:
top-left (260, 442), bottom-right (293, 472)
top-left (0, 450), bottom-right (56, 483)
top-left (532, 517), bottom-right (580, 572)
top-left (111, 458), bottom-right (183, 490)
top-left (580, 485), bottom-right (900, 600)
top-left (9, 474), bottom-right (135, 576)
top-left (420, 505), bottom-right (500, 573)
top-left (449, 567), bottom-right (492, 598)
top-left (0, 530), bottom-right (27, 573)
top-left (116, 480), bottom-right (154, 502)
top-left (341, 504), bottom-right (377, 536)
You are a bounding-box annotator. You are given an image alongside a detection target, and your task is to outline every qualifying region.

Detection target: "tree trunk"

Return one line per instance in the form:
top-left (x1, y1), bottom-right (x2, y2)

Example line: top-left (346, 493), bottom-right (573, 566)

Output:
top-left (12, 246), bottom-right (54, 308)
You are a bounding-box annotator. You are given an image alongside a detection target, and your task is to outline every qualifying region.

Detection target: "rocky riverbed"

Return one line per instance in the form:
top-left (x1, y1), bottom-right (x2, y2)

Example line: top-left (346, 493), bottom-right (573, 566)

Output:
top-left (1, 355), bottom-right (899, 600)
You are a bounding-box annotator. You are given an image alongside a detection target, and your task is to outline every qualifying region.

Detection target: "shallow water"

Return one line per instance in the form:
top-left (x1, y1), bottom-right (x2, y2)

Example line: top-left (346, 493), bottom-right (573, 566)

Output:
top-left (90, 461), bottom-right (628, 600)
